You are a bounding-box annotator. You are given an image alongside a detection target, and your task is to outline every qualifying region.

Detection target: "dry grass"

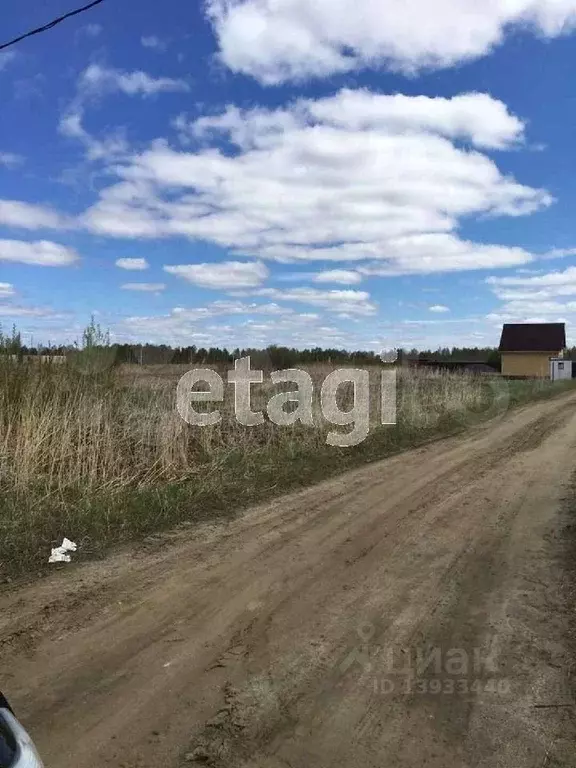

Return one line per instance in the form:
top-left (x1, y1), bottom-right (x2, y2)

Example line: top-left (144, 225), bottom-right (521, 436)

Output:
top-left (0, 359), bottom-right (574, 577)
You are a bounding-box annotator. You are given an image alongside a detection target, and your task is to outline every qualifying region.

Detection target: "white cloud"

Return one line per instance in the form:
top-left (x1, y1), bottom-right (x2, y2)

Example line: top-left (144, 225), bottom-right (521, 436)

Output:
top-left (0, 153), bottom-right (23, 168)
top-left (429, 304), bottom-right (450, 313)
top-left (141, 36), bottom-right (166, 50)
top-left (60, 65), bottom-right (188, 161)
top-left (544, 247), bottom-right (576, 259)
top-left (0, 240), bottom-right (79, 266)
top-left (164, 260), bottom-right (269, 289)
top-left (313, 269), bottom-right (362, 285)
top-left (356, 234), bottom-right (534, 275)
top-left (206, 0), bottom-right (576, 84)
top-left (82, 23), bottom-right (102, 37)
top-left (249, 287), bottom-right (377, 316)
top-left (0, 52), bottom-right (16, 73)
top-left (59, 107), bottom-right (128, 162)
top-left (0, 200), bottom-right (69, 230)
top-left (170, 300), bottom-right (294, 320)
top-left (191, 89), bottom-right (524, 150)
top-left (0, 283), bottom-right (15, 297)
top-left (79, 64), bottom-right (189, 97)
top-left (488, 266), bottom-right (576, 294)
top-left (82, 90), bottom-right (551, 276)
top-left (402, 317), bottom-right (474, 327)
top-left (117, 301), bottom-right (355, 347)
top-left (116, 300), bottom-right (292, 344)
top-left (115, 257), bottom-right (149, 270)
top-left (487, 265), bottom-right (576, 324)
top-left (486, 306), bottom-right (576, 325)
top-left (306, 90), bottom-right (525, 150)
top-left (121, 282), bottom-right (166, 292)
top-left (0, 304), bottom-right (56, 318)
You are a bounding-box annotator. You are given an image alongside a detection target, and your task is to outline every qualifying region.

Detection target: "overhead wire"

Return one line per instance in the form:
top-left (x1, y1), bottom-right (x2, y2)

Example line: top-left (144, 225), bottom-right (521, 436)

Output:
top-left (0, 0), bottom-right (107, 53)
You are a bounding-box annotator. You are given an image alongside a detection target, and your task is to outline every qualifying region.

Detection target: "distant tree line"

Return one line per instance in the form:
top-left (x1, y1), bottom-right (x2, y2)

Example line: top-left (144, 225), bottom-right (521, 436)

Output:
top-left (110, 344), bottom-right (390, 368)
top-left (6, 319), bottom-right (576, 370)
top-left (3, 335), bottom-right (502, 371)
top-left (402, 347), bottom-right (502, 370)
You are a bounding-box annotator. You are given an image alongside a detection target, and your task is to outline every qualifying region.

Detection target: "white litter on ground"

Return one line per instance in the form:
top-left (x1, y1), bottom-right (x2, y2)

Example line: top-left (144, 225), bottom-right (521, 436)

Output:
top-left (48, 538), bottom-right (78, 564)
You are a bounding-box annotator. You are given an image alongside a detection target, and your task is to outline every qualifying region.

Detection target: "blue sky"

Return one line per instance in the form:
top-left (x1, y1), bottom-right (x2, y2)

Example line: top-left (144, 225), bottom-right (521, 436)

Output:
top-left (2, 0), bottom-right (576, 350)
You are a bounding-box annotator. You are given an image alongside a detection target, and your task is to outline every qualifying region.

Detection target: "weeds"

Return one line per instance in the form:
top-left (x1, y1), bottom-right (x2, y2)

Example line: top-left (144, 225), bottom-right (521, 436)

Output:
top-left (0, 359), bottom-right (574, 577)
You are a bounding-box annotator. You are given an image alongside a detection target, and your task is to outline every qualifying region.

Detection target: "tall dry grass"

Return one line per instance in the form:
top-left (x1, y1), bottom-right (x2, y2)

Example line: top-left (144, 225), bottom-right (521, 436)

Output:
top-left (0, 358), bottom-right (571, 576)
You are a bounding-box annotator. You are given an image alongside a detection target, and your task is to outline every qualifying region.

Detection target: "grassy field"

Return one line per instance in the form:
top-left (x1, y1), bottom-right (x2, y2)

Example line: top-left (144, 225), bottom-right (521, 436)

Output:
top-left (1, 358), bottom-right (575, 578)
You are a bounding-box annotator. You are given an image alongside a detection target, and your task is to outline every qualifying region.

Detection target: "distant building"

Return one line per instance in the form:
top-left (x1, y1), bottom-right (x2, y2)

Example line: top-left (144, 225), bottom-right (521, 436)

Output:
top-left (498, 323), bottom-right (566, 378)
top-left (550, 357), bottom-right (573, 381)
top-left (3, 355), bottom-right (66, 364)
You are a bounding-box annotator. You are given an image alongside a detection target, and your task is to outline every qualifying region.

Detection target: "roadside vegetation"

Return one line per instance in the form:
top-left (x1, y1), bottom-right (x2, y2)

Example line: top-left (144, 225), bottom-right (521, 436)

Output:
top-left (1, 321), bottom-right (576, 578)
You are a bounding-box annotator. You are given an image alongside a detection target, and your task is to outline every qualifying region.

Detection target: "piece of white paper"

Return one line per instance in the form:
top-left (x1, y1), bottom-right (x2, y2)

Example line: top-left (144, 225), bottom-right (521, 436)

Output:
top-left (48, 538), bottom-right (78, 564)
top-left (48, 550), bottom-right (71, 564)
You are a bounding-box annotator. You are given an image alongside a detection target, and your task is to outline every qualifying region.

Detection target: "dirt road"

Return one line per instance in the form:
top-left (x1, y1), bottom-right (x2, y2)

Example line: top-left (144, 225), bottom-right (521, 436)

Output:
top-left (2, 393), bottom-right (576, 767)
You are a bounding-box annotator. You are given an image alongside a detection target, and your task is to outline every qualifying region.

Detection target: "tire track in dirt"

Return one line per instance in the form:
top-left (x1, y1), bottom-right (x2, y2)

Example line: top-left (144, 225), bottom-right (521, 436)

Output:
top-left (2, 392), bottom-right (576, 767)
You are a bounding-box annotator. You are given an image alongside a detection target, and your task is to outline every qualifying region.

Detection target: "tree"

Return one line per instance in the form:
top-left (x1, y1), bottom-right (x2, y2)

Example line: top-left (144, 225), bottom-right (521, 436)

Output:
top-left (0, 324), bottom-right (23, 358)
top-left (69, 315), bottom-right (116, 375)
top-left (82, 315), bottom-right (110, 349)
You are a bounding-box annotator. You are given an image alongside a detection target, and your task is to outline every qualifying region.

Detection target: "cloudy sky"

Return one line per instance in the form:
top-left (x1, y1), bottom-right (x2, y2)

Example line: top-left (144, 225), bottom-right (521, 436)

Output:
top-left (2, 0), bottom-right (576, 351)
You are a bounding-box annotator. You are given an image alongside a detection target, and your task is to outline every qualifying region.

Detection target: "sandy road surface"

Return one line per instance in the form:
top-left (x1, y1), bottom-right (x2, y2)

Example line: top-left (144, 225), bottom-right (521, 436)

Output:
top-left (2, 393), bottom-right (576, 767)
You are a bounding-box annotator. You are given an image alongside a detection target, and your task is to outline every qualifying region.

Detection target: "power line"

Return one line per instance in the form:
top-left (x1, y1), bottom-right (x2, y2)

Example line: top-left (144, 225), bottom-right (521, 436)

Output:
top-left (0, 0), bottom-right (107, 53)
